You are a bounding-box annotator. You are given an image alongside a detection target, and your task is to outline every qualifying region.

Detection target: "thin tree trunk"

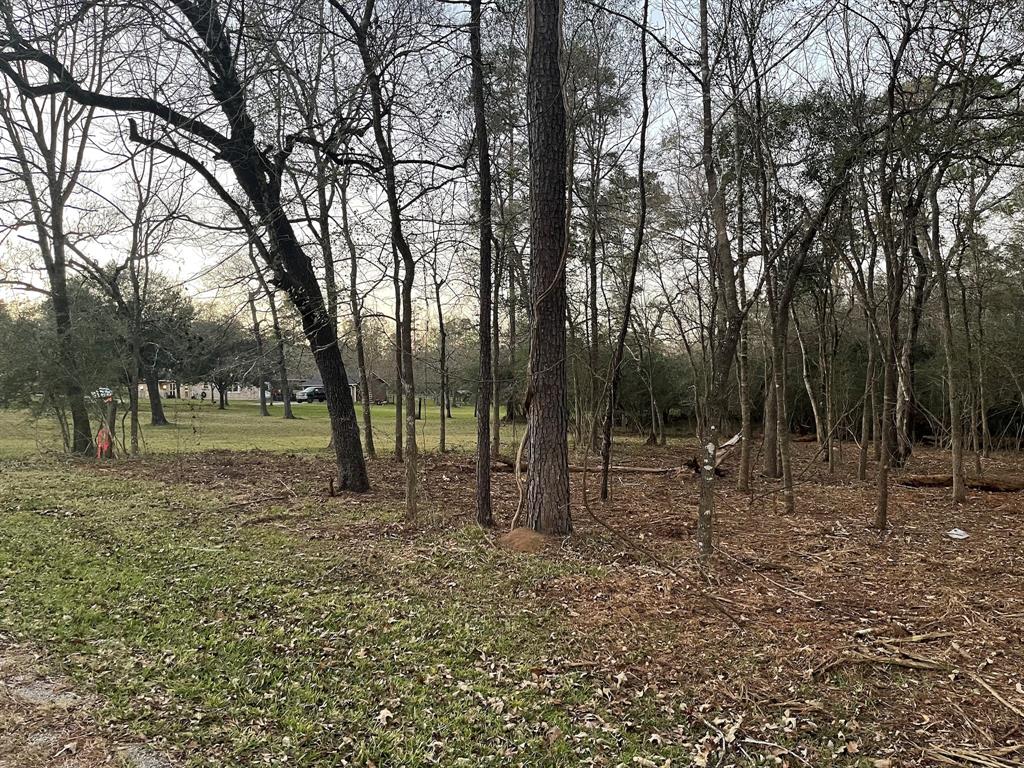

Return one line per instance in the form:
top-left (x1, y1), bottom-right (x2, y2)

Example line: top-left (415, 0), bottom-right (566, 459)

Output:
top-left (930, 189), bottom-right (966, 502)
top-left (128, 344), bottom-right (141, 455)
top-left (793, 312), bottom-right (825, 447)
top-left (763, 355), bottom-right (779, 478)
top-left (266, 289), bottom-right (294, 420)
top-left (506, 250), bottom-right (516, 423)
top-left (340, 173), bottom-right (375, 456)
top-left (599, 0), bottom-right (649, 501)
top-left (393, 243), bottom-right (404, 463)
top-left (736, 317), bottom-right (752, 492)
top-left (695, 0), bottom-right (744, 555)
top-left (772, 324), bottom-right (795, 514)
top-left (435, 277), bottom-right (448, 454)
top-left (492, 263), bottom-right (502, 458)
top-left (876, 297), bottom-right (900, 529)
top-left (858, 326), bottom-right (875, 481)
top-left (314, 148), bottom-right (339, 337)
top-left (249, 295), bottom-right (270, 417)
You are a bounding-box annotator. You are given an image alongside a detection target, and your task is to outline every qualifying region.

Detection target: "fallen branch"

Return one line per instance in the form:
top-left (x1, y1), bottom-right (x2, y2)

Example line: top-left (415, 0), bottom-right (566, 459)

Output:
top-left (925, 745), bottom-right (1024, 768)
top-left (896, 474), bottom-right (1024, 493)
top-left (968, 673), bottom-right (1024, 722)
top-left (494, 455), bottom-right (686, 475)
top-left (814, 648), bottom-right (947, 678)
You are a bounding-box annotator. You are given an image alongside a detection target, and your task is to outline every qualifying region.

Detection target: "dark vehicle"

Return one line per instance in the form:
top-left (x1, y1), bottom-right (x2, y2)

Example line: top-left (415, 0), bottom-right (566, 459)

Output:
top-left (295, 386), bottom-right (326, 403)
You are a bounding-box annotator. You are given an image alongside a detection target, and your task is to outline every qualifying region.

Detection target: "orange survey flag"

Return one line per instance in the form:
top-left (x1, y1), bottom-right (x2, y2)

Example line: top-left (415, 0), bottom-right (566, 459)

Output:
top-left (96, 426), bottom-right (112, 459)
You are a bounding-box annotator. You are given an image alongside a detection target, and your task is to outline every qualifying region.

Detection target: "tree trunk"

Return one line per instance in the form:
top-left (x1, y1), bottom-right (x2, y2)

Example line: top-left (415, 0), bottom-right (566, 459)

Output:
top-left (471, 0), bottom-right (493, 526)
top-left (266, 289), bottom-right (294, 420)
top-left (929, 189), bottom-right (966, 503)
top-left (876, 334), bottom-right (898, 528)
top-left (763, 358), bottom-right (779, 478)
top-left (505, 249), bottom-right (516, 426)
top-left (402, 265), bottom-right (417, 519)
top-left (51, 254), bottom-right (93, 454)
top-left (587, 155), bottom-right (601, 449)
top-left (345, 9), bottom-right (419, 513)
top-left (793, 313), bottom-right (825, 448)
top-left (435, 278), bottom-right (448, 454)
top-left (599, 3), bottom-right (649, 501)
top-left (695, 0), bottom-right (744, 555)
top-left (736, 318), bottom-right (752, 492)
top-left (858, 327), bottom-right (875, 481)
top-left (145, 368), bottom-right (169, 426)
top-left (492, 261), bottom-right (502, 459)
top-left (392, 243), bottom-right (404, 463)
top-left (128, 344), bottom-right (141, 455)
top-left (524, 0), bottom-right (570, 534)
top-left (935, 272), bottom-right (965, 503)
top-left (772, 323), bottom-right (795, 514)
top-left (895, 246), bottom-right (928, 466)
top-left (314, 147), bottom-right (339, 337)
top-left (249, 295), bottom-right (270, 417)
top-left (341, 173), bottom-right (375, 456)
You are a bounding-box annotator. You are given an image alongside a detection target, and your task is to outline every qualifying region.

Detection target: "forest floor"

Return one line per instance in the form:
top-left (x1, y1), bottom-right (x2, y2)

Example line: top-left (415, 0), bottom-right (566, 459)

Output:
top-left (1, 421), bottom-right (1022, 766)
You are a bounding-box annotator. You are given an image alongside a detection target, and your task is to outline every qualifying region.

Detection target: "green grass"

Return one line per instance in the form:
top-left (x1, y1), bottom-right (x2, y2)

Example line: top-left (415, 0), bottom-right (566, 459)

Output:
top-left (0, 462), bottom-right (689, 766)
top-left (0, 401), bottom-right (485, 458)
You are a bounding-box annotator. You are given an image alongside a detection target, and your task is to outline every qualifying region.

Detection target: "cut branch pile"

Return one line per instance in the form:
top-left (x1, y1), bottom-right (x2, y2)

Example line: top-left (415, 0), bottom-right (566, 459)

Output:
top-left (897, 474), bottom-right (1024, 493)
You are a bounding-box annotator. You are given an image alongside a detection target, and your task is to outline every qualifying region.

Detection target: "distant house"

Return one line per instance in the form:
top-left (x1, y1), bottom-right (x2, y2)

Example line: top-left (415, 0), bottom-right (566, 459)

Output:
top-left (351, 373), bottom-right (389, 404)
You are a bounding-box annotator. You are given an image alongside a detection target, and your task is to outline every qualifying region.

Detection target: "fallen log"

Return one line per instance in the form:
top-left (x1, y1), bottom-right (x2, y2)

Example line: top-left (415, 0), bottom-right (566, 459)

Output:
top-left (493, 432), bottom-right (743, 478)
top-left (492, 455), bottom-right (685, 475)
top-left (896, 474), bottom-right (1024, 493)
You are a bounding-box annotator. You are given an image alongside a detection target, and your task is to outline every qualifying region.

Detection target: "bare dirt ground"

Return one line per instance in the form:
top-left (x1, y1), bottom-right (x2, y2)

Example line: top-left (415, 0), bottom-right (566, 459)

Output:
top-left (75, 439), bottom-right (1024, 765)
top-left (0, 637), bottom-right (174, 768)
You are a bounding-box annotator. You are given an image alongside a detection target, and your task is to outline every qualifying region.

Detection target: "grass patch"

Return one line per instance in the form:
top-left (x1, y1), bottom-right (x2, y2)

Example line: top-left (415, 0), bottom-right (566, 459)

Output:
top-left (0, 461), bottom-right (690, 766)
top-left (0, 401), bottom-right (486, 459)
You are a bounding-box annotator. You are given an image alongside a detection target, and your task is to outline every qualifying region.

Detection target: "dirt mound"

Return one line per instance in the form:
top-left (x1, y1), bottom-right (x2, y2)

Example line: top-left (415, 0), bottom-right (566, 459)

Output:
top-left (499, 527), bottom-right (555, 553)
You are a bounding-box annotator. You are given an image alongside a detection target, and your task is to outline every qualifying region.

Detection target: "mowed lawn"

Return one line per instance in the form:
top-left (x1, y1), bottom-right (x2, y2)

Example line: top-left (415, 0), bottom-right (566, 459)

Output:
top-left (1, 404), bottom-right (695, 766)
top-left (0, 461), bottom-right (697, 768)
top-left (0, 400), bottom-right (483, 458)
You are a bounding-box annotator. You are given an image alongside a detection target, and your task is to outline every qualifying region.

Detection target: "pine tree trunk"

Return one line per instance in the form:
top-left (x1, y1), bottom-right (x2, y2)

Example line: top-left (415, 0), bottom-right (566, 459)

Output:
top-left (524, 0), bottom-right (570, 534)
top-left (471, 0), bottom-right (493, 526)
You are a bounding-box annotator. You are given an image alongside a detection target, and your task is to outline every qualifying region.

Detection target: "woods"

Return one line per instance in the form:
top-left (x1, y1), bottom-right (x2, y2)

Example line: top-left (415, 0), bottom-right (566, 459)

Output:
top-left (2, 0), bottom-right (1024, 761)
top-left (3, 0), bottom-right (1024, 531)
top-left (2, 0), bottom-right (1024, 537)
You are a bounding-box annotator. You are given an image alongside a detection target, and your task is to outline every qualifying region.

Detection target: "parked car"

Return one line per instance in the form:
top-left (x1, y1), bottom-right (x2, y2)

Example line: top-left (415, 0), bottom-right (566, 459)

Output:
top-left (295, 386), bottom-right (326, 403)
